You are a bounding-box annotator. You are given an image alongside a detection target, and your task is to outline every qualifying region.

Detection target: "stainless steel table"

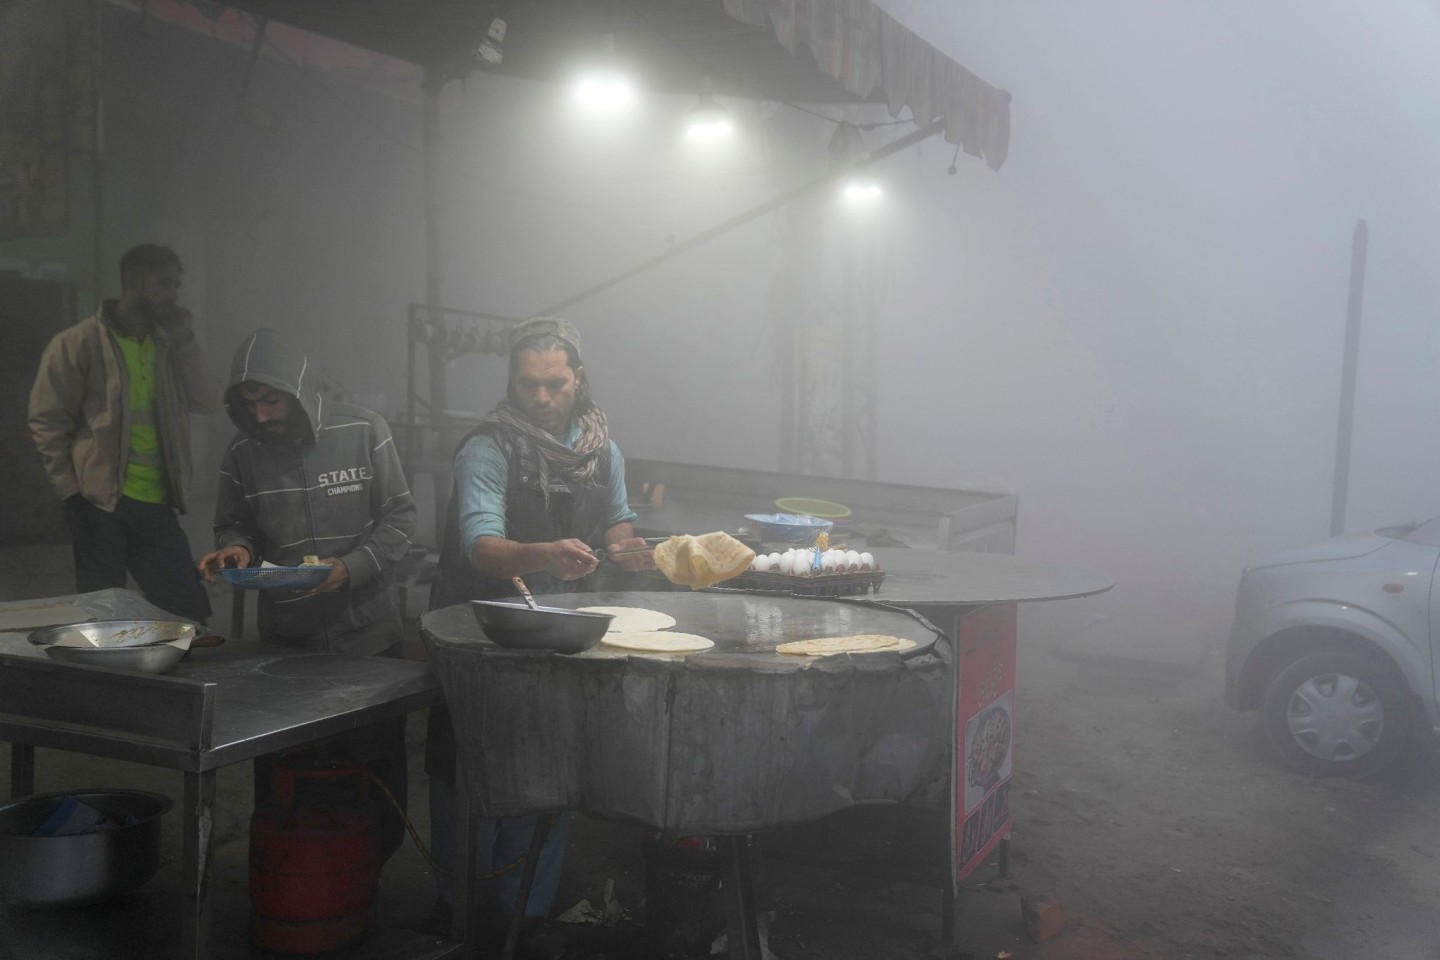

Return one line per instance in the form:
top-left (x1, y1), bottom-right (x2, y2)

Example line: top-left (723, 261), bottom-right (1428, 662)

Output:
top-left (0, 589), bottom-right (449, 960)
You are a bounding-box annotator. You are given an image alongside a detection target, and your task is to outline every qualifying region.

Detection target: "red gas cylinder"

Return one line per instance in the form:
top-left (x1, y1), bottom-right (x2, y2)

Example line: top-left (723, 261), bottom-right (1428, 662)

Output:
top-left (248, 761), bottom-right (379, 954)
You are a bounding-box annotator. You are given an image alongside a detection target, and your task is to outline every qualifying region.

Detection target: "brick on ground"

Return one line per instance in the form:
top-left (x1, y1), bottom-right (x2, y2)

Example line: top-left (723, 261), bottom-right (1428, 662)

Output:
top-left (1021, 895), bottom-right (1065, 943)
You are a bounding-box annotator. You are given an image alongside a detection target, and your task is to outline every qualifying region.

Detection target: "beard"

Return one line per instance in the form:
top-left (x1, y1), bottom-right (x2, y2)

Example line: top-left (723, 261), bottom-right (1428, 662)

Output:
top-left (255, 412), bottom-right (301, 444)
top-left (135, 296), bottom-right (175, 324)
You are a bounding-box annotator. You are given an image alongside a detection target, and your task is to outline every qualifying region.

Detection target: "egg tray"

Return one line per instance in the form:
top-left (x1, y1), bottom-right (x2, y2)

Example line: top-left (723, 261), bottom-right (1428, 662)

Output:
top-left (727, 569), bottom-right (885, 597)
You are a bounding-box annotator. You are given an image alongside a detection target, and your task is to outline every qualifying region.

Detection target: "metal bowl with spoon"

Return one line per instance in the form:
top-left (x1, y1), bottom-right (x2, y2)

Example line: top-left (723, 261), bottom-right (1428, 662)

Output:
top-left (469, 577), bottom-right (614, 654)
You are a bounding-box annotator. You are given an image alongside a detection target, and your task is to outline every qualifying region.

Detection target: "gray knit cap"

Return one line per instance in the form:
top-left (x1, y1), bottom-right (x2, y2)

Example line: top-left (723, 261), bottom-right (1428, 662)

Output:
top-left (509, 316), bottom-right (583, 362)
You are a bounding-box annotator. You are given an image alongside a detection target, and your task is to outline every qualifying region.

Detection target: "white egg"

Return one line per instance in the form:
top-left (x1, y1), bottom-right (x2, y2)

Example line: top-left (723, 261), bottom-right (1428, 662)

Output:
top-left (752, 555), bottom-right (771, 573)
top-left (777, 553), bottom-right (795, 576)
top-left (820, 552), bottom-right (838, 573)
top-left (859, 551), bottom-right (875, 570)
top-left (767, 552), bottom-right (782, 566)
top-left (845, 549), bottom-right (862, 571)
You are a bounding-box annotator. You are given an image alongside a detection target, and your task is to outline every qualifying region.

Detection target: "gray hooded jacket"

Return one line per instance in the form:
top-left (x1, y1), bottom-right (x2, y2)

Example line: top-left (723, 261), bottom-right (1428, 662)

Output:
top-left (213, 330), bottom-right (415, 653)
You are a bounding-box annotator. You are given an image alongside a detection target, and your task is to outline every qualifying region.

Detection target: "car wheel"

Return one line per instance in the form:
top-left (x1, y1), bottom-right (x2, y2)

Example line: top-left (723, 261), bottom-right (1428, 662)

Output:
top-left (1260, 650), bottom-right (1413, 778)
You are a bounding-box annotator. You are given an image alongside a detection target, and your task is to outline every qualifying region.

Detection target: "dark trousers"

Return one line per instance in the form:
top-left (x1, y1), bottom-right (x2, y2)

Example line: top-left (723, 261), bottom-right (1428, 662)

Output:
top-left (63, 495), bottom-right (212, 623)
top-left (252, 644), bottom-right (410, 865)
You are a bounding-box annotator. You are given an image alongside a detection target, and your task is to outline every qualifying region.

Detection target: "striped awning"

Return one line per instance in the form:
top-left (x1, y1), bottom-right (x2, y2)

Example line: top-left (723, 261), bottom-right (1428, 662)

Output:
top-left (723, 0), bottom-right (1009, 167)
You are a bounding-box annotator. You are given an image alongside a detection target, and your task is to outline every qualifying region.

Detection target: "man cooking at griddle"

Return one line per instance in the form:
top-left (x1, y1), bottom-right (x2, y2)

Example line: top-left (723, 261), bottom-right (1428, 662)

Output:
top-left (424, 316), bottom-right (652, 934)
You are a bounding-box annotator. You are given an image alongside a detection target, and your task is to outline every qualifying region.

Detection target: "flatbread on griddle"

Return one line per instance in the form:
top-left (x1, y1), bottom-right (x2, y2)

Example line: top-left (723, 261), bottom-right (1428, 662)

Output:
top-left (600, 631), bottom-right (715, 653)
top-left (775, 634), bottom-right (917, 657)
top-left (652, 532), bottom-right (755, 589)
top-left (576, 606), bottom-right (677, 633)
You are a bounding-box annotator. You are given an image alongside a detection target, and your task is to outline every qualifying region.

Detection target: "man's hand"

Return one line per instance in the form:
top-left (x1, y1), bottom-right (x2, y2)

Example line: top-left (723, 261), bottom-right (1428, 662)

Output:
top-left (302, 558), bottom-right (349, 594)
top-left (542, 539), bottom-right (600, 580)
top-left (156, 303), bottom-right (195, 343)
top-left (197, 545), bottom-right (252, 583)
top-left (606, 536), bottom-right (656, 572)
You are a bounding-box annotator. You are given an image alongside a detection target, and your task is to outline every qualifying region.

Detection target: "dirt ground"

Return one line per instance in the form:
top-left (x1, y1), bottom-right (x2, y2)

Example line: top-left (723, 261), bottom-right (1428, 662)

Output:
top-left (745, 602), bottom-right (1440, 960)
top-left (539, 601), bottom-right (1440, 960)
top-left (4, 546), bottom-right (1440, 959)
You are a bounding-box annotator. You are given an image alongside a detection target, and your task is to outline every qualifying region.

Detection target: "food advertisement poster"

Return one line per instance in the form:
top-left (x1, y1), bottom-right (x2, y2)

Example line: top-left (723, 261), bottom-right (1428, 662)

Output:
top-left (954, 603), bottom-right (1018, 882)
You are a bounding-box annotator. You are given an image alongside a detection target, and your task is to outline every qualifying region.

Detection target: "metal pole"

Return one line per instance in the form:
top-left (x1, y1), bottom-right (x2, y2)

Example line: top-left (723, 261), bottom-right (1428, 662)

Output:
top-left (91, 0), bottom-right (105, 308)
top-left (9, 743), bottom-right (35, 798)
top-left (532, 119), bottom-right (946, 318)
top-left (422, 69), bottom-right (451, 544)
top-left (1330, 219), bottom-right (1368, 537)
top-left (181, 770), bottom-right (217, 960)
top-left (718, 835), bottom-right (762, 960)
top-left (500, 814), bottom-right (555, 960)
top-left (240, 17), bottom-right (267, 100)
top-left (840, 230), bottom-right (859, 478)
top-left (405, 303), bottom-right (418, 480)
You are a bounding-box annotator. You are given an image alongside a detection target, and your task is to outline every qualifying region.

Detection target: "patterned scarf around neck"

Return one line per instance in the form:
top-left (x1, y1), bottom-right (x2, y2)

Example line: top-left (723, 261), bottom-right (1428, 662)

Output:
top-left (482, 399), bottom-right (609, 497)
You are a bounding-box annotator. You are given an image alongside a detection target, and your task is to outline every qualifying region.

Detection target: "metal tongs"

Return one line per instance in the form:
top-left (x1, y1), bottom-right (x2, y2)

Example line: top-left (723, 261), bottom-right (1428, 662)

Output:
top-left (589, 537), bottom-right (667, 563)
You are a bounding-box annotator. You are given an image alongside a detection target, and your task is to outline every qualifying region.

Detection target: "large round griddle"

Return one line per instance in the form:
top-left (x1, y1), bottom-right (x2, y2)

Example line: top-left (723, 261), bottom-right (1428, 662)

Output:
top-left (421, 591), bottom-right (947, 835)
top-left (423, 589), bottom-right (939, 665)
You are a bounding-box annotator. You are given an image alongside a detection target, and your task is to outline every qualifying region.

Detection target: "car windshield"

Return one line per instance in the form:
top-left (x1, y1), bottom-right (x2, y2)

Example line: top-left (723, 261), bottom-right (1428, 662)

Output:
top-left (1391, 517), bottom-right (1440, 545)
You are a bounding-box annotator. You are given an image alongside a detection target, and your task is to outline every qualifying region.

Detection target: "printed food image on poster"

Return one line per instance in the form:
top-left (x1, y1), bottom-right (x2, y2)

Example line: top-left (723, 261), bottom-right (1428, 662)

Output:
top-left (963, 690), bottom-right (1013, 813)
top-left (953, 602), bottom-right (1017, 882)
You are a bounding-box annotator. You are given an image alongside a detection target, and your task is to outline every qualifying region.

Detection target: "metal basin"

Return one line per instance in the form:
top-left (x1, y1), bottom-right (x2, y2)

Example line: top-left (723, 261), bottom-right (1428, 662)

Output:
top-left (0, 790), bottom-right (172, 907)
top-left (471, 601), bottom-right (613, 654)
top-left (28, 620), bottom-right (198, 674)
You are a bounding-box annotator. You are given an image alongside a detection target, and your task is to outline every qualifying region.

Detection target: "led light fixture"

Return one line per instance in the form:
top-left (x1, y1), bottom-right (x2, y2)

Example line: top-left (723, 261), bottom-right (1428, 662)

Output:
top-left (686, 87), bottom-right (732, 140)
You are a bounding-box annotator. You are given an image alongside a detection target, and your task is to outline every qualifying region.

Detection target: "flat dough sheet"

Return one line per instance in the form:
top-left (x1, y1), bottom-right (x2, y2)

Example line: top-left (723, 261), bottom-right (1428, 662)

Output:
top-left (599, 631), bottom-right (714, 653)
top-left (576, 606), bottom-right (677, 633)
top-left (775, 634), bottom-right (918, 657)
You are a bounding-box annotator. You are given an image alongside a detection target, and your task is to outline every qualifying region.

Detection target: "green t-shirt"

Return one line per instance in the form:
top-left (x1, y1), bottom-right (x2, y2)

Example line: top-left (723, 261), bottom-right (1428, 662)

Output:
top-left (113, 332), bottom-right (167, 504)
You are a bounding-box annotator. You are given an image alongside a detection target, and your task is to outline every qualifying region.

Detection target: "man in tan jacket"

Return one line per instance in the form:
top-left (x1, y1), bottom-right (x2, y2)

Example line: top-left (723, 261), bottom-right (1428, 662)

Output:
top-left (28, 244), bottom-right (219, 621)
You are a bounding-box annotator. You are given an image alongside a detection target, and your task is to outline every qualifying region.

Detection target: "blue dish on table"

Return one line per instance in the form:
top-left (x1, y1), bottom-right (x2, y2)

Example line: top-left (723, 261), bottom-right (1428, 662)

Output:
top-left (218, 566), bottom-right (330, 590)
top-left (743, 513), bottom-right (835, 544)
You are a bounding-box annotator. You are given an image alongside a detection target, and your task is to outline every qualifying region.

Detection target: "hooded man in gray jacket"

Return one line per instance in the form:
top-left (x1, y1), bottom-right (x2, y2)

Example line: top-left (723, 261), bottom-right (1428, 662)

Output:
top-left (199, 329), bottom-right (415, 651)
top-left (198, 328), bottom-right (416, 861)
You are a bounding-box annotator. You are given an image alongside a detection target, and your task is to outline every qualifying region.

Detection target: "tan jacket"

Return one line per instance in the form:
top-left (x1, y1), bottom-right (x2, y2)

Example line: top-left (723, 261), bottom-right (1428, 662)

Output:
top-left (28, 302), bottom-right (220, 514)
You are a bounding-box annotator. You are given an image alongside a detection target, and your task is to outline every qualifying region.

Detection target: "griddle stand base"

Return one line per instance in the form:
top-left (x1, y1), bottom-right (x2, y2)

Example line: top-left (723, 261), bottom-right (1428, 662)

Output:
top-left (719, 835), bottom-right (763, 960)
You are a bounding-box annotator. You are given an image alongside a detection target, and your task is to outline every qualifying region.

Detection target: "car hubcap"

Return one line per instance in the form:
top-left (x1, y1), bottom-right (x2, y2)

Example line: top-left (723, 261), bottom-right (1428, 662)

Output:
top-left (1285, 672), bottom-right (1384, 762)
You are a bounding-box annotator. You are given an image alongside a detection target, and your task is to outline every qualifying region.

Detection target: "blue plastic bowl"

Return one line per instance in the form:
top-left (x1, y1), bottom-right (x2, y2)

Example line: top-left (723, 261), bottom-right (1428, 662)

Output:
top-left (218, 566), bottom-right (331, 590)
top-left (743, 513), bottom-right (835, 544)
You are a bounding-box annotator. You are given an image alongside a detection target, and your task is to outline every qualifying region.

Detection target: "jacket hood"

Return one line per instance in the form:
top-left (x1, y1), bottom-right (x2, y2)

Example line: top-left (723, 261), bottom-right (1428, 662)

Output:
top-left (224, 329), bottom-right (321, 444)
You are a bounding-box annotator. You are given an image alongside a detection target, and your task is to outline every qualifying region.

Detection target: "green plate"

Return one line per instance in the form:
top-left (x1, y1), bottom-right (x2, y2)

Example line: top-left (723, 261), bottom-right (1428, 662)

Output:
top-left (773, 497), bottom-right (851, 520)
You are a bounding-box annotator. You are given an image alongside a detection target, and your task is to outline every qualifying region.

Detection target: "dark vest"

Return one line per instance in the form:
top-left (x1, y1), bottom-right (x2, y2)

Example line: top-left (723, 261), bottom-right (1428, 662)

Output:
top-left (425, 421), bottom-right (615, 782)
top-left (429, 422), bottom-right (614, 610)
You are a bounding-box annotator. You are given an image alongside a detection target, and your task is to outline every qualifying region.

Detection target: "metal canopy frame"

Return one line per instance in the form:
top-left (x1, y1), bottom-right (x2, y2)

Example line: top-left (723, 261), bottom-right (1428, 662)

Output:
top-left (221, 0), bottom-right (879, 102)
top-left (206, 1), bottom-right (1011, 475)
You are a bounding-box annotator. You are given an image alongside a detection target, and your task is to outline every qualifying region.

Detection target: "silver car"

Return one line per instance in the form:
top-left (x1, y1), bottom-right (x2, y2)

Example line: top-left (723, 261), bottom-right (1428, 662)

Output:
top-left (1225, 518), bottom-right (1440, 777)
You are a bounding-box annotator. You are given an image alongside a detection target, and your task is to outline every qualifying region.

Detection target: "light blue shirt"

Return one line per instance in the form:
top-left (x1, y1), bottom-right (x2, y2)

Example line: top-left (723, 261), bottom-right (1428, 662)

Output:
top-left (455, 419), bottom-right (637, 552)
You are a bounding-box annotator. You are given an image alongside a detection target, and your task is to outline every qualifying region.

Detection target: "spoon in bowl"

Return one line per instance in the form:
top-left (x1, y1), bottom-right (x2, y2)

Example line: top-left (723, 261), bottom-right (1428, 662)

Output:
top-left (511, 576), bottom-right (540, 610)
